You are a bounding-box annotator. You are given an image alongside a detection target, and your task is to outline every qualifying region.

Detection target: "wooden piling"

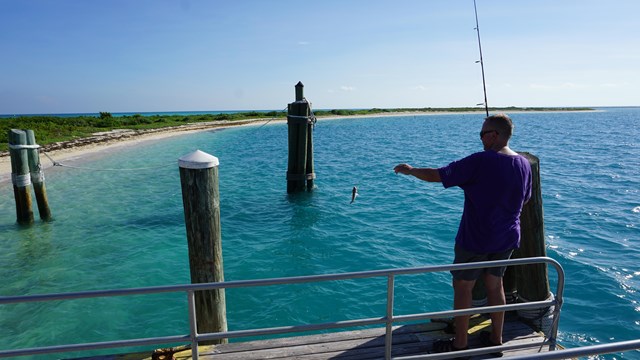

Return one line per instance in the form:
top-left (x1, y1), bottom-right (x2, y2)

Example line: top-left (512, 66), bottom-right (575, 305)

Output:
top-left (513, 153), bottom-right (550, 302)
top-left (179, 150), bottom-right (227, 343)
top-left (26, 130), bottom-right (52, 221)
top-left (8, 129), bottom-right (34, 225)
top-left (286, 81), bottom-right (315, 193)
top-left (305, 112), bottom-right (315, 191)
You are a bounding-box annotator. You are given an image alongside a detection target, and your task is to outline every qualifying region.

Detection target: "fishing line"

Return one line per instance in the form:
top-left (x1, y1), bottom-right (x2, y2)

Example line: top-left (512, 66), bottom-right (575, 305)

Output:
top-left (246, 106), bottom-right (288, 132)
top-left (473, 0), bottom-right (490, 117)
top-left (42, 151), bottom-right (174, 172)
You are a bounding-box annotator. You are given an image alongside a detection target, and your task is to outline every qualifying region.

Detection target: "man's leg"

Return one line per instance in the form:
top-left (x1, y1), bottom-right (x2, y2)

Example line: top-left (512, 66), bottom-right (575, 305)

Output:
top-left (483, 272), bottom-right (505, 345)
top-left (453, 278), bottom-right (476, 349)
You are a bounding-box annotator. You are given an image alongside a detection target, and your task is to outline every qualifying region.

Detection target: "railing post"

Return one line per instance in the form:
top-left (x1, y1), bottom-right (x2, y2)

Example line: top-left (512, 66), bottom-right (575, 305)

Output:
top-left (187, 290), bottom-right (200, 360)
top-left (179, 150), bottom-right (228, 344)
top-left (385, 275), bottom-right (395, 360)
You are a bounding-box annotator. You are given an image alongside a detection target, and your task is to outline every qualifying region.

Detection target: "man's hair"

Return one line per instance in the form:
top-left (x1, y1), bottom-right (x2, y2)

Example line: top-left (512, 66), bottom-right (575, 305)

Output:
top-left (485, 113), bottom-right (514, 139)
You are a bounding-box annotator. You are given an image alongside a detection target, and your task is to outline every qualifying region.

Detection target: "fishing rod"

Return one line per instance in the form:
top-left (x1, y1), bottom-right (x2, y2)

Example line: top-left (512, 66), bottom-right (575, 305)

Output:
top-left (473, 0), bottom-right (489, 117)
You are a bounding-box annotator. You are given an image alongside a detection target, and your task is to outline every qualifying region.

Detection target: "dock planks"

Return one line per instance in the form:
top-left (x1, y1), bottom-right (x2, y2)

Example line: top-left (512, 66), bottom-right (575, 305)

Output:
top-left (161, 315), bottom-right (558, 359)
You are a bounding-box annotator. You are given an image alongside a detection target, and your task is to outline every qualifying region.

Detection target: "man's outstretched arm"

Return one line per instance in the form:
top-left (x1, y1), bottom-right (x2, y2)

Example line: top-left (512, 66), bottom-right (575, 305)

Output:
top-left (394, 163), bottom-right (442, 183)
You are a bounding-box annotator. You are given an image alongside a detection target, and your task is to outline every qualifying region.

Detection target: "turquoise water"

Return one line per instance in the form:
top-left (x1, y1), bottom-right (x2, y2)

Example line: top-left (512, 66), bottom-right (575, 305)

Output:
top-left (1, 108), bottom-right (639, 359)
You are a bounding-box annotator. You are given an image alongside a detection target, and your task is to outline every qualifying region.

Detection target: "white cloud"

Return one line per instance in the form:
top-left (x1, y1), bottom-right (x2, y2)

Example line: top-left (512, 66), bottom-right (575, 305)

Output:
top-left (340, 86), bottom-right (356, 91)
top-left (297, 41), bottom-right (310, 46)
top-left (410, 85), bottom-right (427, 91)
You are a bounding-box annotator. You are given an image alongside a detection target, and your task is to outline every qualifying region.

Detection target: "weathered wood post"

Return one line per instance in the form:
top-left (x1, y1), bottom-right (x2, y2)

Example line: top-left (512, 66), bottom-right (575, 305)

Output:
top-left (514, 153), bottom-right (550, 300)
top-left (305, 110), bottom-right (315, 191)
top-left (26, 130), bottom-right (52, 221)
top-left (8, 129), bottom-right (34, 225)
top-left (179, 150), bottom-right (227, 343)
top-left (513, 152), bottom-right (552, 330)
top-left (286, 81), bottom-right (316, 193)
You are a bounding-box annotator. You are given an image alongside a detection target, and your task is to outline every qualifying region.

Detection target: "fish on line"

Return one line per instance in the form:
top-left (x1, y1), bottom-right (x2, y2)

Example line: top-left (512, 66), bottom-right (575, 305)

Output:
top-left (351, 186), bottom-right (359, 204)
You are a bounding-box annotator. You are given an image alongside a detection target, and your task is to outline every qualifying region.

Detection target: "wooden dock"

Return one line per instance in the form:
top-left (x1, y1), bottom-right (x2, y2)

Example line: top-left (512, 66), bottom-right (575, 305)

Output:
top-left (89, 314), bottom-right (562, 360)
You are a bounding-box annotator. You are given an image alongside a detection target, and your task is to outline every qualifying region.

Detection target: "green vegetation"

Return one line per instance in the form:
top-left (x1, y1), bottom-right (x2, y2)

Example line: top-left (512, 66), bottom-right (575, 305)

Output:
top-left (0, 112), bottom-right (284, 153)
top-left (1, 107), bottom-right (593, 153)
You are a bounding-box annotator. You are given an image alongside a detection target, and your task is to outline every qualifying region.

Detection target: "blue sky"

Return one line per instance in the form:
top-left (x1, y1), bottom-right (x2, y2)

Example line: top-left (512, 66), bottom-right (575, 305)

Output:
top-left (1, 0), bottom-right (638, 114)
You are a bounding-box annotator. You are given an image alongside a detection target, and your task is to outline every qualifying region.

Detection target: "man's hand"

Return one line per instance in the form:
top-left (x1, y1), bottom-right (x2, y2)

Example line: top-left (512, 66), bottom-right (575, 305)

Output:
top-left (394, 163), bottom-right (413, 175)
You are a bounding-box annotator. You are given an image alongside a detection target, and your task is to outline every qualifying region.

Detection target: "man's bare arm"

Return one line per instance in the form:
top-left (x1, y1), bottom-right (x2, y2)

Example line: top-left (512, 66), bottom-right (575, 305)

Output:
top-left (393, 163), bottom-right (442, 183)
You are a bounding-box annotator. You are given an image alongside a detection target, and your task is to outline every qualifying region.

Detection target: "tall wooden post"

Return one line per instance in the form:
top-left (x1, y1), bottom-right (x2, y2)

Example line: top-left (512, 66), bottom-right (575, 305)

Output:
top-left (26, 130), bottom-right (52, 221)
top-left (513, 152), bottom-right (550, 302)
top-left (8, 129), bottom-right (34, 225)
top-left (286, 81), bottom-right (315, 193)
top-left (305, 113), bottom-right (315, 191)
top-left (179, 150), bottom-right (227, 343)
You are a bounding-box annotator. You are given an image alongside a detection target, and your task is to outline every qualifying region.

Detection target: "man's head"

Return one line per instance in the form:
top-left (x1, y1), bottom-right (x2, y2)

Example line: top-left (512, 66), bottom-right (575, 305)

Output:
top-left (480, 113), bottom-right (513, 150)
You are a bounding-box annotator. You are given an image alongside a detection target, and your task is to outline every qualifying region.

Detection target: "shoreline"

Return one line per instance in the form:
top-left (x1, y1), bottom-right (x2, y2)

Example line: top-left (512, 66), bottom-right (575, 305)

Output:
top-left (0, 109), bottom-right (595, 184)
top-left (0, 118), bottom-right (262, 183)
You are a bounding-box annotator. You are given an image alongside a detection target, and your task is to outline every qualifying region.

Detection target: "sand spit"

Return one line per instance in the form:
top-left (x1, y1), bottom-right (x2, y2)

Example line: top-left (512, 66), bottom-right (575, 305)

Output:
top-left (0, 118), bottom-right (267, 183)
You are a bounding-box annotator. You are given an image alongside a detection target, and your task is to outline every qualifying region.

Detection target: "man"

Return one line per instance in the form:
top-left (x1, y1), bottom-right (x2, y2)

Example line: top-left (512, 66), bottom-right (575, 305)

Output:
top-left (394, 114), bottom-right (532, 356)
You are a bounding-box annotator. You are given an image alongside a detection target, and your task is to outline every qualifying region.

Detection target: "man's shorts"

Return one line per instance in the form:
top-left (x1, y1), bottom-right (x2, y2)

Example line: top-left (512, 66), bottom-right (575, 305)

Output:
top-left (451, 245), bottom-right (514, 281)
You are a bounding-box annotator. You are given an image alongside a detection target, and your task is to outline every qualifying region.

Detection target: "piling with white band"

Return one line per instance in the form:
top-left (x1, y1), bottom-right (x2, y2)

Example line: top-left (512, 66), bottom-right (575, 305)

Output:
top-left (11, 173), bottom-right (32, 187)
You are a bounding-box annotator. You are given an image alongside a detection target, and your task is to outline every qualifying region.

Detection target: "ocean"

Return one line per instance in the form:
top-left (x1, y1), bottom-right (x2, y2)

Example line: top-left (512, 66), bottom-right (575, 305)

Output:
top-left (0, 108), bottom-right (638, 359)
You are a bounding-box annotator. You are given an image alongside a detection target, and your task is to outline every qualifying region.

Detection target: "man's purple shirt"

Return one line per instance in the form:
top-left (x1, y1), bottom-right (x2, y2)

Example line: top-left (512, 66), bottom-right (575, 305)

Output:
top-left (438, 151), bottom-right (532, 254)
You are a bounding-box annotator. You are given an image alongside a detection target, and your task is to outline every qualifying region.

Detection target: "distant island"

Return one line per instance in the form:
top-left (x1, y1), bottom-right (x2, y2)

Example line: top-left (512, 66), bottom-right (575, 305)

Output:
top-left (0, 106), bottom-right (593, 155)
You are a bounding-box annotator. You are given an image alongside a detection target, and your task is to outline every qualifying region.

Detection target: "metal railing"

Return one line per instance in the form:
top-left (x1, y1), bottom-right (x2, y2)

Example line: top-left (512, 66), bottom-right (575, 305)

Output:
top-left (0, 257), bottom-right (566, 359)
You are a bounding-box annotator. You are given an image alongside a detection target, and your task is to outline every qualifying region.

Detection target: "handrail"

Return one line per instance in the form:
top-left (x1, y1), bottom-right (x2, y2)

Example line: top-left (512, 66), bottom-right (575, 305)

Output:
top-left (504, 339), bottom-right (640, 360)
top-left (396, 339), bottom-right (640, 360)
top-left (1, 257), bottom-right (564, 359)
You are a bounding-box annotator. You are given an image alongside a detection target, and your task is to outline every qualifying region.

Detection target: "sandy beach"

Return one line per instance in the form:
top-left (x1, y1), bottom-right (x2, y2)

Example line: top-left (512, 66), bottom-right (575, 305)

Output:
top-left (0, 117), bottom-right (275, 184)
